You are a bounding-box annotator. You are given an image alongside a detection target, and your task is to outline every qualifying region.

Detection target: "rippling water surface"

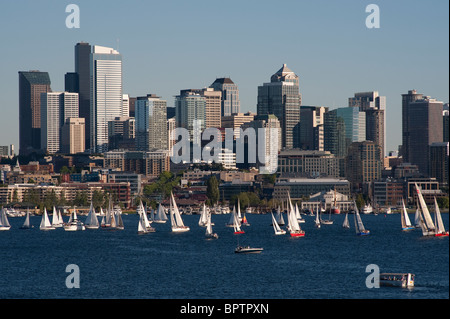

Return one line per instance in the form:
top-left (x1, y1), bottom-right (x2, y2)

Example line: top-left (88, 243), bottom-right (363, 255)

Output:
top-left (1, 213), bottom-right (448, 299)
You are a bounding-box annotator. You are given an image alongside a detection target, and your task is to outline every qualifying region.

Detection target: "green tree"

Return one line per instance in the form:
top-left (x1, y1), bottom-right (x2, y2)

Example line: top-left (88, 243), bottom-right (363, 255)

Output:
top-left (206, 176), bottom-right (219, 205)
top-left (355, 193), bottom-right (365, 210)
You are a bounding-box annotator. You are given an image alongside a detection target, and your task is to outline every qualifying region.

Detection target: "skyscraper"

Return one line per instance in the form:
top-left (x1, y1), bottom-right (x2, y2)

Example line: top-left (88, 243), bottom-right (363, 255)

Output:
top-left (90, 45), bottom-right (123, 153)
top-left (346, 141), bottom-right (382, 192)
top-left (349, 91), bottom-right (386, 158)
top-left (335, 107), bottom-right (366, 145)
top-left (257, 64), bottom-right (301, 149)
top-left (406, 97), bottom-right (443, 175)
top-left (175, 91), bottom-right (206, 142)
top-left (61, 117), bottom-right (85, 154)
top-left (40, 92), bottom-right (79, 153)
top-left (299, 106), bottom-right (328, 151)
top-left (18, 71), bottom-right (52, 155)
top-left (135, 94), bottom-right (168, 151)
top-left (209, 78), bottom-right (240, 116)
top-left (401, 89), bottom-right (423, 161)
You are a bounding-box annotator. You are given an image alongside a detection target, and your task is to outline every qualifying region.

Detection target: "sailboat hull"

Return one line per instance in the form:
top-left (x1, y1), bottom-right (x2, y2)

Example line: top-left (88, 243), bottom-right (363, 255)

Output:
top-left (0, 226), bottom-right (11, 231)
top-left (234, 230), bottom-right (245, 234)
top-left (357, 231), bottom-right (370, 236)
top-left (402, 227), bottom-right (415, 231)
top-left (172, 226), bottom-right (190, 232)
top-left (290, 231), bottom-right (305, 237)
top-left (435, 232), bottom-right (449, 237)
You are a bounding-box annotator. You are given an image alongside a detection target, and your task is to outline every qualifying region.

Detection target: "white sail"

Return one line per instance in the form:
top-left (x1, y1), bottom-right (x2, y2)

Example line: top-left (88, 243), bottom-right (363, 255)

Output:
top-left (170, 192), bottom-right (189, 232)
top-left (237, 198), bottom-right (242, 219)
top-left (0, 207), bottom-right (11, 230)
top-left (233, 210), bottom-right (243, 233)
top-left (415, 183), bottom-right (435, 230)
top-left (40, 208), bottom-right (54, 230)
top-left (171, 193), bottom-right (185, 227)
top-left (271, 212), bottom-right (285, 235)
top-left (342, 213), bottom-right (350, 228)
top-left (115, 209), bottom-right (124, 229)
top-left (199, 204), bottom-right (208, 226)
top-left (138, 215), bottom-right (147, 233)
top-left (85, 202), bottom-right (99, 228)
top-left (227, 206), bottom-right (237, 226)
top-left (401, 199), bottom-right (412, 228)
top-left (315, 208), bottom-right (321, 227)
top-left (51, 206), bottom-right (62, 227)
top-left (295, 203), bottom-right (301, 220)
top-left (353, 202), bottom-right (366, 233)
top-left (275, 206), bottom-right (285, 225)
top-left (153, 203), bottom-right (167, 223)
top-left (21, 210), bottom-right (32, 229)
top-left (434, 197), bottom-right (446, 234)
top-left (414, 202), bottom-right (421, 228)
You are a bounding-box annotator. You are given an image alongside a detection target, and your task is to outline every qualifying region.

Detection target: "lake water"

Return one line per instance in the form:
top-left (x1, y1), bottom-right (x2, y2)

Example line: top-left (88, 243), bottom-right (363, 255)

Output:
top-left (0, 212), bottom-right (448, 300)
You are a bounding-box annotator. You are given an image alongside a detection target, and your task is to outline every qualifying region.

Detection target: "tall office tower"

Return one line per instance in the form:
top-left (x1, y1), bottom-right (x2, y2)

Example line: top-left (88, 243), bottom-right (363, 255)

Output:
top-left (257, 64), bottom-right (301, 149)
top-left (64, 72), bottom-right (79, 93)
top-left (429, 142), bottom-right (449, 185)
top-left (365, 108), bottom-right (385, 160)
top-left (443, 107), bottom-right (449, 142)
top-left (122, 94), bottom-right (130, 117)
top-left (349, 91), bottom-right (386, 157)
top-left (175, 91), bottom-right (206, 142)
top-left (406, 97), bottom-right (443, 175)
top-left (324, 110), bottom-right (347, 158)
top-left (335, 107), bottom-right (366, 145)
top-left (299, 106), bottom-right (328, 151)
top-left (90, 45), bottom-right (123, 153)
top-left (401, 89), bottom-right (423, 161)
top-left (18, 71), bottom-right (52, 155)
top-left (61, 117), bottom-right (85, 154)
top-left (167, 117), bottom-right (176, 157)
top-left (209, 77), bottom-right (240, 116)
top-left (135, 94), bottom-right (168, 151)
top-left (40, 92), bottom-right (79, 153)
top-left (179, 88), bottom-right (221, 128)
top-left (346, 141), bottom-right (382, 191)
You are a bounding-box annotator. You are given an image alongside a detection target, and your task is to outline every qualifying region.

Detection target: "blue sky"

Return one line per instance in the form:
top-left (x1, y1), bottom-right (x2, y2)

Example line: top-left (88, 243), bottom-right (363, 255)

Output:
top-left (0, 0), bottom-right (448, 154)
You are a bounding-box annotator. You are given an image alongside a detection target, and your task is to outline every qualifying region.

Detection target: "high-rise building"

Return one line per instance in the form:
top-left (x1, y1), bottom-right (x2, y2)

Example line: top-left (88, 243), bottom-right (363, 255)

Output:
top-left (346, 141), bottom-right (382, 191)
top-left (299, 106), bottom-right (328, 151)
top-left (90, 45), bottom-right (123, 153)
top-left (429, 142), bottom-right (449, 185)
top-left (401, 89), bottom-right (423, 161)
top-left (443, 107), bottom-right (449, 142)
top-left (257, 64), bottom-right (301, 149)
top-left (335, 107), bottom-right (366, 145)
top-left (18, 71), bottom-right (52, 155)
top-left (179, 88), bottom-right (221, 129)
top-left (40, 92), bottom-right (79, 153)
top-left (74, 42), bottom-right (92, 150)
top-left (349, 91), bottom-right (386, 157)
top-left (324, 110), bottom-right (346, 158)
top-left (175, 91), bottom-right (206, 142)
top-left (135, 94), bottom-right (167, 151)
top-left (61, 117), bottom-right (85, 154)
top-left (209, 78), bottom-right (240, 116)
top-left (406, 97), bottom-right (443, 175)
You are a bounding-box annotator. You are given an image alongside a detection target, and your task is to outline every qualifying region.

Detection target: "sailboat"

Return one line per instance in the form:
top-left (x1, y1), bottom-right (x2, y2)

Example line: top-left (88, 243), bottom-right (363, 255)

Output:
top-left (295, 203), bottom-right (305, 223)
top-left (400, 199), bottom-right (414, 231)
top-left (315, 207), bottom-right (321, 228)
top-left (413, 200), bottom-right (421, 228)
top-left (287, 193), bottom-right (305, 237)
top-left (205, 212), bottom-right (218, 239)
top-left (169, 192), bottom-right (189, 232)
top-left (85, 202), bottom-right (99, 229)
top-left (137, 201), bottom-right (154, 233)
top-left (114, 207), bottom-right (124, 230)
top-left (415, 183), bottom-right (436, 237)
top-left (40, 208), bottom-right (56, 231)
top-left (320, 205), bottom-right (333, 225)
top-left (433, 197), bottom-right (449, 237)
top-left (198, 203), bottom-right (208, 227)
top-left (275, 206), bottom-right (285, 226)
top-left (232, 208), bottom-right (245, 235)
top-left (342, 212), bottom-right (350, 229)
top-left (226, 206), bottom-right (238, 227)
top-left (0, 207), bottom-right (11, 231)
top-left (20, 209), bottom-right (33, 229)
top-left (271, 212), bottom-right (286, 235)
top-left (353, 202), bottom-right (370, 236)
top-left (153, 203), bottom-right (167, 223)
top-left (64, 208), bottom-right (85, 231)
top-left (51, 206), bottom-right (63, 228)
top-left (362, 203), bottom-right (373, 214)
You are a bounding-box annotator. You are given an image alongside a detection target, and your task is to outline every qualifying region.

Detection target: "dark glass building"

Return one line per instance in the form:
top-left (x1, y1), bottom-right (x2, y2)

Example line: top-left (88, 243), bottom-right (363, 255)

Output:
top-left (18, 71), bottom-right (52, 155)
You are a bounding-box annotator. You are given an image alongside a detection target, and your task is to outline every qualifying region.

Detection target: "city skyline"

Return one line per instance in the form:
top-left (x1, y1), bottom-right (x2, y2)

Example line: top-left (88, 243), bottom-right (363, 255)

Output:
top-left (0, 0), bottom-right (448, 154)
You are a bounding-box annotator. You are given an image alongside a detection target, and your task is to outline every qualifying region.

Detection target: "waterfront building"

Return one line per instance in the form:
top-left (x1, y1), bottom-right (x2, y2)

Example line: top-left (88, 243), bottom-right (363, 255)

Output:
top-left (135, 94), bottom-right (167, 152)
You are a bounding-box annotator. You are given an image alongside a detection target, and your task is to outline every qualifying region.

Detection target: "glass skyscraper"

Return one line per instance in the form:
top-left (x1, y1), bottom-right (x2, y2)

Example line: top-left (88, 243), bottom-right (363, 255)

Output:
top-left (90, 45), bottom-right (123, 153)
top-left (135, 94), bottom-right (168, 151)
top-left (257, 64), bottom-right (301, 149)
